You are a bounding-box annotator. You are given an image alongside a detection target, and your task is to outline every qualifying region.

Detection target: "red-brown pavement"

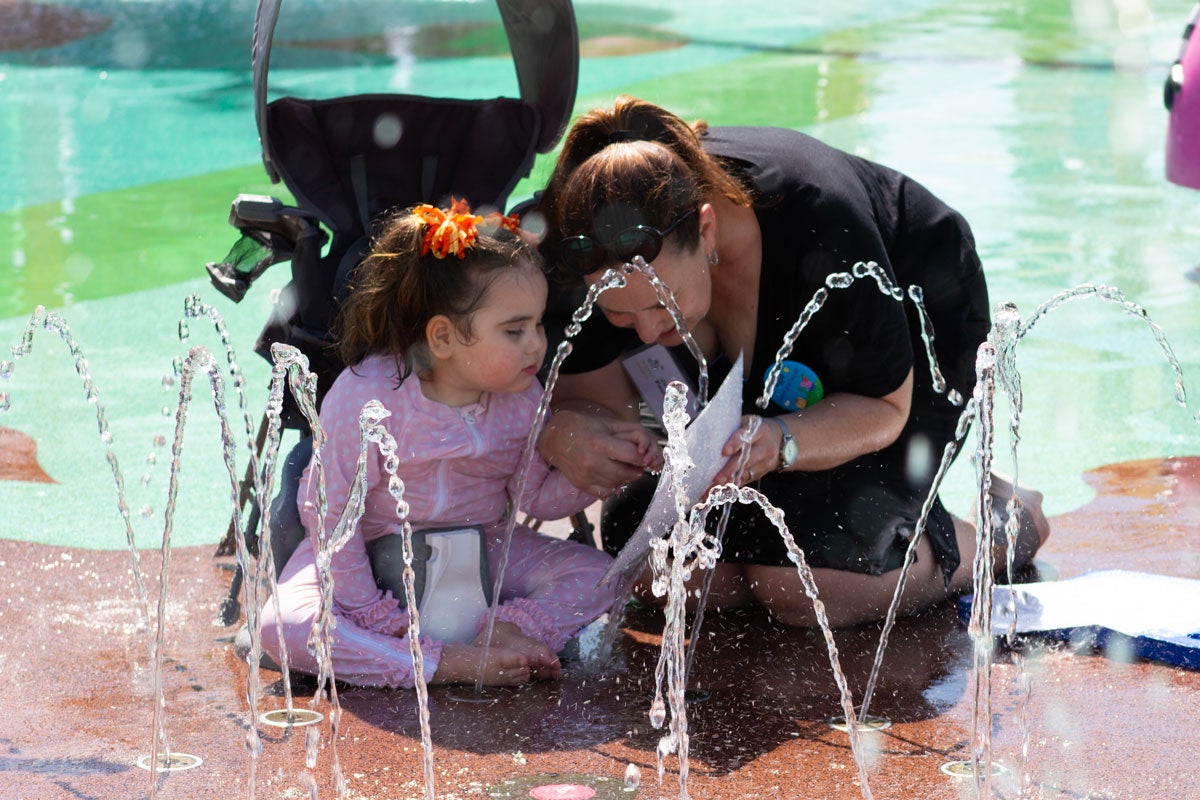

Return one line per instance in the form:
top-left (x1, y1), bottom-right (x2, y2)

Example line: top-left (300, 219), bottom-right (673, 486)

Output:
top-left (2, 457), bottom-right (1198, 800)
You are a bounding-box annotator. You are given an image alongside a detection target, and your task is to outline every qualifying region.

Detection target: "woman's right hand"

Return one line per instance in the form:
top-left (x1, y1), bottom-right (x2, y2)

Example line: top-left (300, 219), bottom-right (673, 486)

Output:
top-left (539, 408), bottom-right (659, 498)
top-left (431, 643), bottom-right (532, 686)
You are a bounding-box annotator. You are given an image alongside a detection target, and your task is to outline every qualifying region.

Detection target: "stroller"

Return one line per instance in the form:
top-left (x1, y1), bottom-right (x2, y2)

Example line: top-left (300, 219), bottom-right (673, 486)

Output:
top-left (206, 0), bottom-right (585, 625)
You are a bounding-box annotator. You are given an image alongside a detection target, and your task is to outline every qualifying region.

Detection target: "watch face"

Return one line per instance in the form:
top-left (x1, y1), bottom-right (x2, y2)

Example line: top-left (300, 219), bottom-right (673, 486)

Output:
top-left (782, 439), bottom-right (799, 465)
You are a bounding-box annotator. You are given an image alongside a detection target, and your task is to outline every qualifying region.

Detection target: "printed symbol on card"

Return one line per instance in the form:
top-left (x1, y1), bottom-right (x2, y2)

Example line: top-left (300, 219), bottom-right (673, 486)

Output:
top-left (765, 360), bottom-right (823, 411)
top-left (621, 344), bottom-right (698, 425)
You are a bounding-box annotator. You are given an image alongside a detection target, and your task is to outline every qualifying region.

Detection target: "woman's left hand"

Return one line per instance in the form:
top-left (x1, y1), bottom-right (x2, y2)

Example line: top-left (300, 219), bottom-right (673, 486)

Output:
top-left (711, 415), bottom-right (781, 487)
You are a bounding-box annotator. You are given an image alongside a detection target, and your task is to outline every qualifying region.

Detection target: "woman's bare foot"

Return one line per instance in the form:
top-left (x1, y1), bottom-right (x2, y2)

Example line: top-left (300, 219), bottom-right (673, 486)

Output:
top-left (988, 472), bottom-right (1051, 580)
top-left (477, 621), bottom-right (562, 680)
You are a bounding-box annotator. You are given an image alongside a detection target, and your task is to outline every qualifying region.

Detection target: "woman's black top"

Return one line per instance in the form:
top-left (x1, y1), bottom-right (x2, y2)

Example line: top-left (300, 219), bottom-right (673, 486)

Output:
top-left (549, 126), bottom-right (989, 580)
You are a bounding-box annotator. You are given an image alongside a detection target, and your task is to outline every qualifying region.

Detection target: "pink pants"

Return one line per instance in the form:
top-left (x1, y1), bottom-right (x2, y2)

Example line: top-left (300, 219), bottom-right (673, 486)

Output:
top-left (258, 525), bottom-right (615, 688)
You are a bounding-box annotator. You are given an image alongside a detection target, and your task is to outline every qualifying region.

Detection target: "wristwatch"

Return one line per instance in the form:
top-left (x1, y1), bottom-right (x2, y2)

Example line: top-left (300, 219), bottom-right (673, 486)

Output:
top-left (771, 416), bottom-right (799, 471)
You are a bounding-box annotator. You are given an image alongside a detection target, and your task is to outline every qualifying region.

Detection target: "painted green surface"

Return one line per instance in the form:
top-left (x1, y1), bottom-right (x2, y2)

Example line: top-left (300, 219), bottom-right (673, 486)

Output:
top-left (0, 166), bottom-right (286, 318)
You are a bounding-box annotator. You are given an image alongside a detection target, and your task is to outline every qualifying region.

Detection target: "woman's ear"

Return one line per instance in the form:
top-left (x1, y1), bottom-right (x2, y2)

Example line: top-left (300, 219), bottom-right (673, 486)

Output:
top-left (697, 202), bottom-right (718, 257)
top-left (425, 315), bottom-right (456, 361)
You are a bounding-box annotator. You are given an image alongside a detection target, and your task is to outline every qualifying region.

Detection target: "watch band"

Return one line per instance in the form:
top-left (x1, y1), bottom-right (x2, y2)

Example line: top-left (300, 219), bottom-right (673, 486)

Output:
top-left (771, 415), bottom-right (798, 471)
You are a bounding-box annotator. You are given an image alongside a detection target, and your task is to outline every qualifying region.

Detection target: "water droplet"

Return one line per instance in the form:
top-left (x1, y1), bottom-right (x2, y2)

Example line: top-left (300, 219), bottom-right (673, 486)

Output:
top-left (162, 375), bottom-right (175, 389)
top-left (178, 321), bottom-right (189, 342)
top-left (657, 734), bottom-right (676, 760)
top-left (141, 473), bottom-right (152, 487)
top-left (305, 726), bottom-right (320, 768)
top-left (146, 452), bottom-right (157, 466)
top-left (623, 763), bottom-right (641, 790)
top-left (100, 431), bottom-right (113, 445)
top-left (0, 360), bottom-right (12, 379)
top-left (245, 728), bottom-right (263, 758)
top-left (153, 435), bottom-right (166, 447)
top-left (372, 113), bottom-right (403, 148)
top-left (649, 698), bottom-right (666, 728)
top-left (0, 392), bottom-right (9, 412)
top-left (162, 406), bottom-right (172, 417)
top-left (139, 505), bottom-right (154, 519)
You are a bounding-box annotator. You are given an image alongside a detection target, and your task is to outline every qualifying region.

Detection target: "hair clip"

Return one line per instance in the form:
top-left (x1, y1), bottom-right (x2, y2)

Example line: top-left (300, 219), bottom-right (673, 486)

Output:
top-left (411, 200), bottom-right (525, 259)
top-left (411, 198), bottom-right (481, 260)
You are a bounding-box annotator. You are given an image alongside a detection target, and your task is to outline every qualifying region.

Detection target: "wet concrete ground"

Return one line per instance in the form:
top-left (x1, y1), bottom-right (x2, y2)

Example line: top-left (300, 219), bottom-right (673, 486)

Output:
top-left (2, 457), bottom-right (1198, 800)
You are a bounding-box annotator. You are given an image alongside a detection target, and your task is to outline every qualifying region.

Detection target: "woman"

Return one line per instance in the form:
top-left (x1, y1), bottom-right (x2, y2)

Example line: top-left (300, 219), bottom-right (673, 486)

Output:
top-left (535, 96), bottom-right (1048, 627)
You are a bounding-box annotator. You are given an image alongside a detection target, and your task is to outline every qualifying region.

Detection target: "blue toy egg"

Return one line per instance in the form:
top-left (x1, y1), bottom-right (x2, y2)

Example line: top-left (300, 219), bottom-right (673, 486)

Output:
top-left (764, 360), bottom-right (823, 411)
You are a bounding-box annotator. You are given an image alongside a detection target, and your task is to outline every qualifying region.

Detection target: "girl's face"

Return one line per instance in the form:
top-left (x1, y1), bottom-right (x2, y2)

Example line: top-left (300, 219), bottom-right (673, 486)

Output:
top-left (585, 206), bottom-right (715, 348)
top-left (433, 263), bottom-right (548, 405)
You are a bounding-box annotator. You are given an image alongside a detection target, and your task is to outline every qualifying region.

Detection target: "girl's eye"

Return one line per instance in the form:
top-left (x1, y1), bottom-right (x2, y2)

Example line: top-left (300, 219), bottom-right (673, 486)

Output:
top-left (506, 328), bottom-right (523, 338)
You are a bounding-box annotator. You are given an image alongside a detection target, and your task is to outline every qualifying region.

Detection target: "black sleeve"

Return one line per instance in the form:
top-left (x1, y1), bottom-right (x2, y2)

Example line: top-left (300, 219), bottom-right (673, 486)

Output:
top-left (752, 188), bottom-right (913, 408)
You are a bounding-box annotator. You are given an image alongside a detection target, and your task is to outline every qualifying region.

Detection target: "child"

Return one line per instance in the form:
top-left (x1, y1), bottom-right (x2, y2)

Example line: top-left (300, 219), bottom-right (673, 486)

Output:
top-left (260, 200), bottom-right (658, 687)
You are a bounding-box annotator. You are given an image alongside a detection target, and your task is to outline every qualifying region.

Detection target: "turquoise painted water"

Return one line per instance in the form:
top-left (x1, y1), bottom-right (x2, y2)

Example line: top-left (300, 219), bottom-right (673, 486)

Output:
top-left (2, 0), bottom-right (1198, 551)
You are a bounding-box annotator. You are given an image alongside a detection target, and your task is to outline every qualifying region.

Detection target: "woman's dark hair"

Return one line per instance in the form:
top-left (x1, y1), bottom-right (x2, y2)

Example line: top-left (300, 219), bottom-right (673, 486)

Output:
top-left (539, 96), bottom-right (752, 277)
top-left (335, 207), bottom-right (540, 384)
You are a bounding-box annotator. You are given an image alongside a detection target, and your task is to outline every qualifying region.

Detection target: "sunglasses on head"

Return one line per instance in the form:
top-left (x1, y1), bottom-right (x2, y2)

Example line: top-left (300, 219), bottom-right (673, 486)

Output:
top-left (559, 207), bottom-right (697, 276)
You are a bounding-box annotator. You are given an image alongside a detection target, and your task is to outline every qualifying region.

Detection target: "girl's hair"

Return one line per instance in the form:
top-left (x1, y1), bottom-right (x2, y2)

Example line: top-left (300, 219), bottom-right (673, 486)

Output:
top-left (335, 207), bottom-right (539, 383)
top-left (539, 96), bottom-right (752, 277)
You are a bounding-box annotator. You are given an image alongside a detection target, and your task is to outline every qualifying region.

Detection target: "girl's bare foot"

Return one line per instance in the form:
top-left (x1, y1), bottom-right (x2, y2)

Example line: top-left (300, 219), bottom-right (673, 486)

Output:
top-left (431, 642), bottom-right (531, 686)
top-left (478, 621), bottom-right (562, 680)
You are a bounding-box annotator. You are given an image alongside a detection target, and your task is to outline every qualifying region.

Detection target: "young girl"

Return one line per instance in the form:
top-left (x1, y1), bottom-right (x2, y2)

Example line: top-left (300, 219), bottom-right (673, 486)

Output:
top-left (260, 200), bottom-right (657, 687)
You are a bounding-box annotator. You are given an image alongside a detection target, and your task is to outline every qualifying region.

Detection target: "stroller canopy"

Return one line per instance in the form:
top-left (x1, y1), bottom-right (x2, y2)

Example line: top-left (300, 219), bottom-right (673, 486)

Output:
top-left (252, 0), bottom-right (579, 185)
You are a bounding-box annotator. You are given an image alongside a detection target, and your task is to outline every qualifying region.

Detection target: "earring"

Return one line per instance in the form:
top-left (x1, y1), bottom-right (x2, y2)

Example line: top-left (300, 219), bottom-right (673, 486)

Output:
top-left (707, 250), bottom-right (719, 267)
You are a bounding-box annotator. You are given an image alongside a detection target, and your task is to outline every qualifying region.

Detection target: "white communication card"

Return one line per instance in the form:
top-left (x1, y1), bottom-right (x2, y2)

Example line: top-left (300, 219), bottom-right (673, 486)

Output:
top-left (620, 343), bottom-right (699, 425)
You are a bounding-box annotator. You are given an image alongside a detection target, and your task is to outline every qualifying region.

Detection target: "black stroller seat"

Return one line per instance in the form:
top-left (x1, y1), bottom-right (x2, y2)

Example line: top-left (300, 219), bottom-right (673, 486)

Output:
top-left (206, 0), bottom-right (585, 624)
top-left (243, 94), bottom-right (550, 401)
top-left (210, 0), bottom-right (578, 412)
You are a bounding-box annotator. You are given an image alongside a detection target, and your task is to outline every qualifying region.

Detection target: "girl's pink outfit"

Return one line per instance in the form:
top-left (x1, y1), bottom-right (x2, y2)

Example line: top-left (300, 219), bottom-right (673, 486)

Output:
top-left (260, 355), bottom-right (611, 688)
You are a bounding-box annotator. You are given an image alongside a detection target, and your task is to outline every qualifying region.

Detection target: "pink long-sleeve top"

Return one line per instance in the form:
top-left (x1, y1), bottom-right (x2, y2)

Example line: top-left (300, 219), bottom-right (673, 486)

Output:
top-left (297, 354), bottom-right (594, 644)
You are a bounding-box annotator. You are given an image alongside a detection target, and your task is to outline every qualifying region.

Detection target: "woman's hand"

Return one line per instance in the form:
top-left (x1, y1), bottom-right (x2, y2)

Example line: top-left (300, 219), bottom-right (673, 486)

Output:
top-left (711, 415), bottom-right (781, 487)
top-left (539, 407), bottom-right (660, 498)
top-left (709, 371), bottom-right (916, 487)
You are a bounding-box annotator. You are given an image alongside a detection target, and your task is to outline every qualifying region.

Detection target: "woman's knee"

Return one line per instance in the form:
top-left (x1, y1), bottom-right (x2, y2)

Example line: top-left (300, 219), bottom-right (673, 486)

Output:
top-left (742, 563), bottom-right (933, 629)
top-left (740, 564), bottom-right (812, 621)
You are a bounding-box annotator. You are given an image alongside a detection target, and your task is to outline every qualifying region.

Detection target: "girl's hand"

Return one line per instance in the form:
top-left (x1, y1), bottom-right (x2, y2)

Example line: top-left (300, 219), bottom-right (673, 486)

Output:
top-left (540, 408), bottom-right (658, 497)
top-left (615, 427), bottom-right (664, 472)
top-left (710, 415), bottom-right (782, 487)
top-left (431, 643), bottom-right (532, 686)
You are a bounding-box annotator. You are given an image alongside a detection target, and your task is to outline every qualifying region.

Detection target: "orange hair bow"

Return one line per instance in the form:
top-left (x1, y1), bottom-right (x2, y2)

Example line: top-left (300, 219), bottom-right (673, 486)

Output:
top-left (411, 198), bottom-right (522, 260)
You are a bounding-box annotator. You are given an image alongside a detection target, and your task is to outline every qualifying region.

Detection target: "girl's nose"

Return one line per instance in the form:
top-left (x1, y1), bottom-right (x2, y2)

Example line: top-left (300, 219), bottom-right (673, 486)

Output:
top-left (529, 328), bottom-right (547, 354)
